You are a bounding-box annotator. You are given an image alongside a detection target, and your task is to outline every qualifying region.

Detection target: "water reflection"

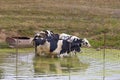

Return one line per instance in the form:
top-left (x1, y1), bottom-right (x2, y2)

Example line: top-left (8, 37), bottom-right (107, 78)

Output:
top-left (33, 56), bottom-right (89, 76)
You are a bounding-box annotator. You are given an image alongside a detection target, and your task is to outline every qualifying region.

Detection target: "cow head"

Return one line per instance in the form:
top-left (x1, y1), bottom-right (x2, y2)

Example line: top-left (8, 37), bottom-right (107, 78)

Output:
top-left (34, 38), bottom-right (46, 46)
top-left (33, 32), bottom-right (46, 40)
top-left (81, 38), bottom-right (91, 47)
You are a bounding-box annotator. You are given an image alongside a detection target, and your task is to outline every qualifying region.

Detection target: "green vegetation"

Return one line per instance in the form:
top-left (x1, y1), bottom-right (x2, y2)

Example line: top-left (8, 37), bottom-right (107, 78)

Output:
top-left (0, 48), bottom-right (34, 53)
top-left (0, 0), bottom-right (120, 48)
top-left (0, 42), bottom-right (9, 48)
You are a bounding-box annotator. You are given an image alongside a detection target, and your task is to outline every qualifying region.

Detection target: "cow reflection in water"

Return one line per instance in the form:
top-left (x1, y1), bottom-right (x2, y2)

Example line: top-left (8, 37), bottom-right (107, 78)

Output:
top-left (33, 56), bottom-right (89, 75)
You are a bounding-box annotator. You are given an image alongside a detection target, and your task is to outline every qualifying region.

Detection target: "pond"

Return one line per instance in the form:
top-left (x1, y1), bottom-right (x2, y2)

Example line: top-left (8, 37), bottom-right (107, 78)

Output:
top-left (0, 48), bottom-right (120, 80)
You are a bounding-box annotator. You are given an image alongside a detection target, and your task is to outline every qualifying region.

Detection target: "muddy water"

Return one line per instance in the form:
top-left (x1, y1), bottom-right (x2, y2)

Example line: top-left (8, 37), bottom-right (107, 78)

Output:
top-left (0, 51), bottom-right (120, 80)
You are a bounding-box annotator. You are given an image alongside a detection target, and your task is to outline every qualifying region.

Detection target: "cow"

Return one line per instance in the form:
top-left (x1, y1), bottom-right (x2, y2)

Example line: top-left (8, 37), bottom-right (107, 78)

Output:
top-left (59, 33), bottom-right (91, 47)
top-left (59, 33), bottom-right (91, 56)
top-left (33, 30), bottom-right (91, 57)
top-left (34, 31), bottom-right (82, 55)
top-left (33, 37), bottom-right (80, 58)
top-left (35, 31), bottom-right (91, 47)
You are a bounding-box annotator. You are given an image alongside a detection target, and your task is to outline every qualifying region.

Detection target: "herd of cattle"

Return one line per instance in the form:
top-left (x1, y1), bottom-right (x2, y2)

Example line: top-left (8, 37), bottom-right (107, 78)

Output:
top-left (33, 30), bottom-right (91, 58)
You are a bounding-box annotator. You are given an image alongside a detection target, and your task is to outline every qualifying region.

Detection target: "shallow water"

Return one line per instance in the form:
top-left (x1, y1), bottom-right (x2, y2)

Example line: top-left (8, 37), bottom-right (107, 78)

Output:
top-left (0, 50), bottom-right (120, 80)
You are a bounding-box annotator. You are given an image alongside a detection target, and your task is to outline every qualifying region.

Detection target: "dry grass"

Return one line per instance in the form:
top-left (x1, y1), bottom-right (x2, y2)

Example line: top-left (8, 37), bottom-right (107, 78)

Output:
top-left (0, 0), bottom-right (120, 48)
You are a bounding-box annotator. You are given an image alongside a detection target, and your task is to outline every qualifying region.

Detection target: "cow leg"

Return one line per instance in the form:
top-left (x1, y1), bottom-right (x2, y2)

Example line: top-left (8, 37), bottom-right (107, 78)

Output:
top-left (36, 46), bottom-right (43, 56)
top-left (35, 46), bottom-right (38, 56)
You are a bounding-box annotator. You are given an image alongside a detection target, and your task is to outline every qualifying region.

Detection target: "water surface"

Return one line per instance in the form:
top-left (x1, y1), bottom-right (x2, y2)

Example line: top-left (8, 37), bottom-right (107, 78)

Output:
top-left (0, 49), bottom-right (120, 80)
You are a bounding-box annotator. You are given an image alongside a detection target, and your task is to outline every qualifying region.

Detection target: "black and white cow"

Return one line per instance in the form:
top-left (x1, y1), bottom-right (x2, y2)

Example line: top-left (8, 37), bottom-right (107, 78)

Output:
top-left (34, 31), bottom-right (81, 53)
top-left (34, 30), bottom-right (91, 57)
top-left (59, 33), bottom-right (91, 55)
top-left (33, 37), bottom-right (82, 58)
top-left (59, 33), bottom-right (91, 47)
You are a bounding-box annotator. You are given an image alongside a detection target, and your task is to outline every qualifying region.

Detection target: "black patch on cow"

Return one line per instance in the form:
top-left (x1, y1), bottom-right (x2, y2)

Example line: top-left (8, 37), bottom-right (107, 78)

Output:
top-left (34, 38), bottom-right (46, 47)
top-left (47, 39), bottom-right (58, 52)
top-left (53, 34), bottom-right (59, 40)
top-left (60, 40), bottom-right (70, 54)
top-left (45, 34), bottom-right (59, 40)
top-left (70, 39), bottom-right (82, 53)
top-left (71, 45), bottom-right (81, 52)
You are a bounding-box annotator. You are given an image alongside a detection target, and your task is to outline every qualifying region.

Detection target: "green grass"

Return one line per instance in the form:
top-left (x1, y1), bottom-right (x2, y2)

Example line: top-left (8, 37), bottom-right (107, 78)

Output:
top-left (0, 48), bottom-right (34, 53)
top-left (0, 0), bottom-right (120, 48)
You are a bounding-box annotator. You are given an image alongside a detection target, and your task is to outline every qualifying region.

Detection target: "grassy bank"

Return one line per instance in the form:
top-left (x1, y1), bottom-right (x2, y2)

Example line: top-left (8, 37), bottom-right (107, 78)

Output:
top-left (0, 0), bottom-right (120, 48)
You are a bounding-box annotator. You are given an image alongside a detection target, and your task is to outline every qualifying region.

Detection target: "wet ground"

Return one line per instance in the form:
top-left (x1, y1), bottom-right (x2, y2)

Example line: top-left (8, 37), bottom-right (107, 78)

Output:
top-left (0, 49), bottom-right (120, 80)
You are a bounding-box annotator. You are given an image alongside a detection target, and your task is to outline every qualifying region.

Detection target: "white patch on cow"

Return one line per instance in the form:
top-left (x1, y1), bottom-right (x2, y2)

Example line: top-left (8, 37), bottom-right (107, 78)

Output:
top-left (46, 30), bottom-right (53, 36)
top-left (59, 33), bottom-right (80, 42)
top-left (68, 36), bottom-right (80, 42)
top-left (53, 40), bottom-right (63, 54)
top-left (71, 36), bottom-right (79, 41)
top-left (35, 33), bottom-right (40, 36)
top-left (59, 33), bottom-right (71, 40)
top-left (59, 52), bottom-right (69, 58)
